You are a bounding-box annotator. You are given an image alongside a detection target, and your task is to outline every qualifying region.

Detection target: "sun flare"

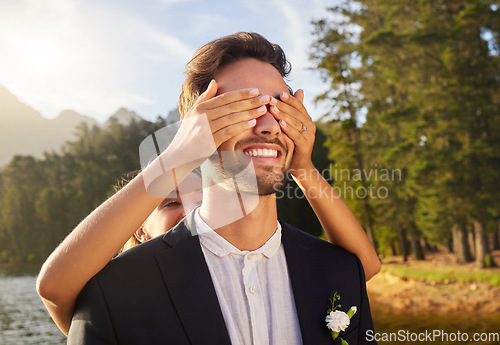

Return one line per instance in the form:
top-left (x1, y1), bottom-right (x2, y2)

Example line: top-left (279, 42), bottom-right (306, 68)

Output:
top-left (17, 42), bottom-right (62, 78)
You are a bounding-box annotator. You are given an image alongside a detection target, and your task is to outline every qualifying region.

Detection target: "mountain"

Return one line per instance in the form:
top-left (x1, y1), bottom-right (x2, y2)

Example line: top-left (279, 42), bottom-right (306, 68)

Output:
top-left (165, 108), bottom-right (180, 124)
top-left (108, 107), bottom-right (143, 126)
top-left (47, 109), bottom-right (100, 145)
top-left (0, 86), bottom-right (147, 167)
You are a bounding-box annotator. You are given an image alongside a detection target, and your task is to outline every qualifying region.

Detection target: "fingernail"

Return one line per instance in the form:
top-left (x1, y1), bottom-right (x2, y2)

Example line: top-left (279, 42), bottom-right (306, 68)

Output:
top-left (280, 92), bottom-right (289, 101)
top-left (270, 97), bottom-right (278, 105)
top-left (250, 88), bottom-right (259, 96)
top-left (248, 119), bottom-right (257, 126)
top-left (257, 105), bottom-right (266, 113)
top-left (204, 80), bottom-right (214, 93)
top-left (280, 119), bottom-right (287, 127)
top-left (259, 95), bottom-right (270, 103)
top-left (272, 105), bottom-right (279, 113)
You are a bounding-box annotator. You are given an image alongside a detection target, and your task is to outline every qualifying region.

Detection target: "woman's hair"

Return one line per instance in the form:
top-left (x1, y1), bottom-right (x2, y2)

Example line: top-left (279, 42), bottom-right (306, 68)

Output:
top-left (113, 170), bottom-right (142, 254)
top-left (178, 32), bottom-right (292, 118)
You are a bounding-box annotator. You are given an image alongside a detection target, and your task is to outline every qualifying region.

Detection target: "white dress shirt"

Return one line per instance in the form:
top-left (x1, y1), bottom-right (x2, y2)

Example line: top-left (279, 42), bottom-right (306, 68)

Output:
top-left (194, 209), bottom-right (302, 345)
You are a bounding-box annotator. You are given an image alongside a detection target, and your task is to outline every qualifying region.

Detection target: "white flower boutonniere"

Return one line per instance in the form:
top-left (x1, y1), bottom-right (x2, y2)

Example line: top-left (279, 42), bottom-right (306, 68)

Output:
top-left (325, 292), bottom-right (357, 345)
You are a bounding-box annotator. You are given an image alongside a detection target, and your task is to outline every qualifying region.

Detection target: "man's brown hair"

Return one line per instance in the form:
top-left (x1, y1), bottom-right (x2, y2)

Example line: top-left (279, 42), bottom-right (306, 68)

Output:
top-left (178, 32), bottom-right (291, 118)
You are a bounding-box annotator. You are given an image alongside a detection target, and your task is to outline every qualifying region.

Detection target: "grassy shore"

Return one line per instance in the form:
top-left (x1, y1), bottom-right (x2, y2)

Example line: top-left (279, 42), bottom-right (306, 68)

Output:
top-left (367, 249), bottom-right (500, 313)
top-left (381, 262), bottom-right (500, 286)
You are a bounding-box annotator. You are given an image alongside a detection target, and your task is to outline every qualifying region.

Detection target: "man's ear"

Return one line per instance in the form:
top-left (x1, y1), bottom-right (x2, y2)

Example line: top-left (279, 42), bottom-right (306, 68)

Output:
top-left (134, 227), bottom-right (152, 243)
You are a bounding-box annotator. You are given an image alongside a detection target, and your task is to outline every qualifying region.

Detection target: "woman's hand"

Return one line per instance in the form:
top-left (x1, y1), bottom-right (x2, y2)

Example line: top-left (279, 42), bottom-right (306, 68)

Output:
top-left (269, 89), bottom-right (317, 173)
top-left (160, 80), bottom-right (274, 162)
top-left (270, 90), bottom-right (380, 280)
top-left (145, 80), bottom-right (274, 196)
top-left (180, 79), bottom-right (275, 152)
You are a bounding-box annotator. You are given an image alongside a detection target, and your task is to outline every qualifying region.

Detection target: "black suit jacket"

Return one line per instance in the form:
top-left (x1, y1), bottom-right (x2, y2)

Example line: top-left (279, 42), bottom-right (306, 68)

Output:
top-left (68, 212), bottom-right (376, 345)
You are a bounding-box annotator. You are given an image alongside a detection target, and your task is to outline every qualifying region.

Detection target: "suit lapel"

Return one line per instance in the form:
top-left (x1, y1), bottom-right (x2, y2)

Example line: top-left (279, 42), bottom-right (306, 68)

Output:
top-left (154, 213), bottom-right (231, 345)
top-left (281, 221), bottom-right (334, 345)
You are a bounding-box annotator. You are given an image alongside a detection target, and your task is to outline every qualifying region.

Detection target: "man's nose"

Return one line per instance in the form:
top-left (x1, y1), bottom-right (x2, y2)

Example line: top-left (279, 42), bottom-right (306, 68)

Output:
top-left (253, 112), bottom-right (280, 137)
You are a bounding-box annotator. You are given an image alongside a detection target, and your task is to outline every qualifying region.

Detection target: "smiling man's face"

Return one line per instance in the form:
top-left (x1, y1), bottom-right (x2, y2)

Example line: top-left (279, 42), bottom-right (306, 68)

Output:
top-left (214, 58), bottom-right (294, 195)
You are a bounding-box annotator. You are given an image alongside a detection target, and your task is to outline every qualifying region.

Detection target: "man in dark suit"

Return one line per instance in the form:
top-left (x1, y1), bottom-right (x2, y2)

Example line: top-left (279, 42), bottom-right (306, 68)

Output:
top-left (68, 32), bottom-right (376, 345)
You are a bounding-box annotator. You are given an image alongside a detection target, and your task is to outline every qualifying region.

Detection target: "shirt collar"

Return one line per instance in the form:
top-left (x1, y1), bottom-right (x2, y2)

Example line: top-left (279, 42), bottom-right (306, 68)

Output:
top-left (194, 208), bottom-right (281, 259)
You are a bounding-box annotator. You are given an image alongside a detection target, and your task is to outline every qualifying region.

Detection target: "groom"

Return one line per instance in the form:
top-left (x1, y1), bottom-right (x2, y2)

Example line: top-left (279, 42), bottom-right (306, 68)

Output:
top-left (68, 32), bottom-right (376, 345)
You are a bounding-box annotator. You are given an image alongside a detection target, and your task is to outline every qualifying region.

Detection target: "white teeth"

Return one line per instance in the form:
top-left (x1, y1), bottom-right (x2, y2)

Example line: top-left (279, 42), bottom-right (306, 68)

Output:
top-left (243, 149), bottom-right (278, 157)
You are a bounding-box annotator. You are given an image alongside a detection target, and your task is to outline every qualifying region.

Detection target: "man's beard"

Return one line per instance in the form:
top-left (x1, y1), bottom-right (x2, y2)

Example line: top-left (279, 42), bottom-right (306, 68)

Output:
top-left (202, 138), bottom-right (289, 196)
top-left (254, 163), bottom-right (287, 195)
top-left (234, 137), bottom-right (289, 196)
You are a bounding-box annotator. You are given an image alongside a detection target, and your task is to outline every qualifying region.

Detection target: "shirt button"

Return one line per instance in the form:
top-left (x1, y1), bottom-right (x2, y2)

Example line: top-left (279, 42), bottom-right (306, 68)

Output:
top-left (249, 286), bottom-right (256, 294)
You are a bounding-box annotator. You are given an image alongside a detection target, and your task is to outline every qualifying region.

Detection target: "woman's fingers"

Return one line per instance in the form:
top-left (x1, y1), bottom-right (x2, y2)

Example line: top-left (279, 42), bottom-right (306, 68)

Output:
top-left (270, 103), bottom-right (302, 131)
top-left (200, 91), bottom-right (279, 143)
top-left (206, 94), bottom-right (273, 122)
top-left (201, 87), bottom-right (261, 111)
top-left (279, 91), bottom-right (309, 118)
top-left (273, 91), bottom-right (315, 135)
top-left (294, 89), bottom-right (304, 103)
top-left (272, 88), bottom-right (316, 170)
top-left (191, 79), bottom-right (218, 109)
top-left (191, 83), bottom-right (322, 149)
top-left (192, 85), bottom-right (277, 137)
top-left (212, 119), bottom-right (257, 147)
top-left (278, 110), bottom-right (316, 171)
top-left (209, 103), bottom-right (268, 133)
top-left (278, 117), bottom-right (316, 143)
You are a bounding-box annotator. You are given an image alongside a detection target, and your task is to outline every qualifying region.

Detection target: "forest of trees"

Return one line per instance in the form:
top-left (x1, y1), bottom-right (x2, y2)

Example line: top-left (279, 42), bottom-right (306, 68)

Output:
top-left (0, 0), bottom-right (498, 268)
top-left (0, 116), bottom-right (329, 265)
top-left (0, 118), bottom-right (167, 265)
top-left (310, 0), bottom-right (500, 267)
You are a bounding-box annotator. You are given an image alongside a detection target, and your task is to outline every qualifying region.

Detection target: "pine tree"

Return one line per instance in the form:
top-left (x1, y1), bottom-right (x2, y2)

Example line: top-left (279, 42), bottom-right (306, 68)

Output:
top-left (311, 0), bottom-right (500, 264)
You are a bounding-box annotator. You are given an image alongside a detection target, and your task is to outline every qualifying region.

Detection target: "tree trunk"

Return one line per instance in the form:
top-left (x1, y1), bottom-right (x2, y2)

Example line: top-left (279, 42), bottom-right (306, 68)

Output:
top-left (491, 221), bottom-right (500, 250)
top-left (491, 232), bottom-right (500, 251)
top-left (390, 242), bottom-right (397, 256)
top-left (474, 221), bottom-right (497, 268)
top-left (411, 236), bottom-right (425, 260)
top-left (409, 221), bottom-right (424, 260)
top-left (452, 224), bottom-right (472, 263)
top-left (397, 222), bottom-right (408, 262)
top-left (468, 230), bottom-right (475, 259)
top-left (361, 202), bottom-right (378, 254)
top-left (446, 237), bottom-right (453, 253)
top-left (421, 237), bottom-right (435, 252)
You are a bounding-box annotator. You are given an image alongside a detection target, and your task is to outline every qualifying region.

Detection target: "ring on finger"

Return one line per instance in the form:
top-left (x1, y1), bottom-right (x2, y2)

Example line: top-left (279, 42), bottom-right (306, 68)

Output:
top-left (299, 123), bottom-right (307, 134)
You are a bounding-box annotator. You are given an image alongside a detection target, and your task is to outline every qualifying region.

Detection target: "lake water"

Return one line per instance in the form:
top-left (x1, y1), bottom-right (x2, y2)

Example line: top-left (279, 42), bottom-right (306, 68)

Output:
top-left (0, 267), bottom-right (499, 344)
top-left (0, 267), bottom-right (66, 345)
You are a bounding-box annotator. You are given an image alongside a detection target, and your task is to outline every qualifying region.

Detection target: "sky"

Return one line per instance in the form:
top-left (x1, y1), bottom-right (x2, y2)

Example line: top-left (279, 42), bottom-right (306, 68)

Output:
top-left (0, 0), bottom-right (337, 123)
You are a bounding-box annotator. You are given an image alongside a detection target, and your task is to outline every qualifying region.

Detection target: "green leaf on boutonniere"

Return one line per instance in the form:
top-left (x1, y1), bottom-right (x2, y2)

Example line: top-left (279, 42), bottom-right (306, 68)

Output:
top-left (347, 306), bottom-right (357, 319)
